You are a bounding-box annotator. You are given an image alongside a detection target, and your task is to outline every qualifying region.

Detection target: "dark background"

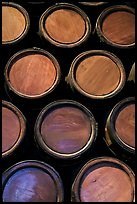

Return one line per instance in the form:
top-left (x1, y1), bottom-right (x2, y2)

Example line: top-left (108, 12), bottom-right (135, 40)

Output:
top-left (2, 1), bottom-right (135, 202)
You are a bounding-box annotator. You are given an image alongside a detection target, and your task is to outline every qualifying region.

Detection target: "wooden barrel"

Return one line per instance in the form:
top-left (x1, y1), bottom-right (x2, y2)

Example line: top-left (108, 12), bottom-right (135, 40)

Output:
top-left (128, 62), bottom-right (135, 83)
top-left (104, 97), bottom-right (135, 163)
top-left (34, 100), bottom-right (98, 160)
top-left (96, 5), bottom-right (135, 49)
top-left (2, 2), bottom-right (30, 46)
top-left (39, 3), bottom-right (91, 48)
top-left (71, 157), bottom-right (135, 202)
top-left (66, 50), bottom-right (126, 100)
top-left (2, 160), bottom-right (64, 202)
top-left (2, 100), bottom-right (26, 158)
top-left (4, 47), bottom-right (61, 102)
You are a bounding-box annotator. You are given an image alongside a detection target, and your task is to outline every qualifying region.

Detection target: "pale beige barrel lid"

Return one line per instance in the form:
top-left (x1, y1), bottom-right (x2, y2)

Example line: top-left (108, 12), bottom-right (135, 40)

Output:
top-left (2, 5), bottom-right (26, 42)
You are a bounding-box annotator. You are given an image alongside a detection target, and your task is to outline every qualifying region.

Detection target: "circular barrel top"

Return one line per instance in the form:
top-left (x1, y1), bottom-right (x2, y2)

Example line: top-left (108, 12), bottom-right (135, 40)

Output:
top-left (71, 50), bottom-right (125, 99)
top-left (115, 104), bottom-right (135, 148)
top-left (2, 2), bottom-right (29, 44)
top-left (96, 6), bottom-right (135, 48)
top-left (9, 54), bottom-right (56, 96)
top-left (102, 11), bottom-right (135, 45)
top-left (45, 9), bottom-right (86, 44)
top-left (2, 6), bottom-right (25, 42)
top-left (35, 100), bottom-right (97, 159)
top-left (39, 3), bottom-right (91, 47)
top-left (2, 107), bottom-right (20, 153)
top-left (76, 55), bottom-right (120, 96)
top-left (2, 161), bottom-right (64, 202)
top-left (105, 97), bottom-right (135, 154)
top-left (2, 101), bottom-right (26, 158)
top-left (80, 164), bottom-right (133, 202)
top-left (5, 49), bottom-right (60, 99)
top-left (41, 106), bottom-right (91, 154)
top-left (72, 157), bottom-right (135, 202)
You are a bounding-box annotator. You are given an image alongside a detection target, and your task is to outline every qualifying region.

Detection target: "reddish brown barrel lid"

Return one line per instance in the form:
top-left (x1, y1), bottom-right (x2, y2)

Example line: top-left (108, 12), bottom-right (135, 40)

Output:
top-left (105, 97), bottom-right (135, 156)
top-left (67, 50), bottom-right (125, 99)
top-left (4, 48), bottom-right (60, 99)
top-left (115, 104), bottom-right (135, 148)
top-left (96, 5), bottom-right (135, 48)
top-left (2, 2), bottom-right (30, 45)
top-left (2, 160), bottom-right (64, 202)
top-left (39, 3), bottom-right (91, 48)
top-left (2, 100), bottom-right (26, 158)
top-left (34, 100), bottom-right (98, 159)
top-left (71, 157), bottom-right (135, 202)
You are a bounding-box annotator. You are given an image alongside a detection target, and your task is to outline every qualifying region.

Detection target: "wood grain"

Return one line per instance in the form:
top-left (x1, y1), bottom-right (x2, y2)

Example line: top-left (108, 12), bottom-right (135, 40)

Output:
top-left (115, 104), bottom-right (135, 147)
top-left (41, 107), bottom-right (91, 154)
top-left (80, 165), bottom-right (133, 202)
top-left (76, 55), bottom-right (120, 96)
top-left (2, 107), bottom-right (20, 153)
top-left (3, 168), bottom-right (57, 202)
top-left (2, 6), bottom-right (26, 42)
top-left (9, 54), bottom-right (56, 96)
top-left (45, 9), bottom-right (86, 43)
top-left (102, 11), bottom-right (135, 45)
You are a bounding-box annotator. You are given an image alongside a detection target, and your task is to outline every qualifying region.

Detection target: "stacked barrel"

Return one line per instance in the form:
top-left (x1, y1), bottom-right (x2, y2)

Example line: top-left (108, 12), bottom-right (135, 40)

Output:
top-left (2, 1), bottom-right (135, 202)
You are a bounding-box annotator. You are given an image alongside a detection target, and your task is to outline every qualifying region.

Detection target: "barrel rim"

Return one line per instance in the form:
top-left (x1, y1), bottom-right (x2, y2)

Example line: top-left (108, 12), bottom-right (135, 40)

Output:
top-left (34, 99), bottom-right (98, 160)
top-left (69, 49), bottom-right (126, 99)
top-left (105, 97), bottom-right (135, 154)
top-left (78, 2), bottom-right (108, 6)
top-left (4, 47), bottom-right (61, 99)
top-left (96, 5), bottom-right (135, 49)
top-left (2, 160), bottom-right (64, 202)
top-left (2, 100), bottom-right (26, 158)
top-left (39, 3), bottom-right (91, 48)
top-left (2, 2), bottom-right (30, 45)
top-left (71, 156), bottom-right (135, 202)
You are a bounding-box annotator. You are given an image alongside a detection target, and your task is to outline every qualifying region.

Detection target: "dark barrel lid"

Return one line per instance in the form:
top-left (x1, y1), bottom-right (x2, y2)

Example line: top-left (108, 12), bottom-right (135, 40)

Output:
top-left (106, 97), bottom-right (135, 155)
top-left (2, 160), bottom-right (64, 202)
top-left (34, 100), bottom-right (98, 160)
top-left (96, 5), bottom-right (135, 48)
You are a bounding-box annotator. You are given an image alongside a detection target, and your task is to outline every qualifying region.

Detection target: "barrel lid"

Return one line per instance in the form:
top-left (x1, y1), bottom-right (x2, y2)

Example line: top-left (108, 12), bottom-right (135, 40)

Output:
top-left (96, 5), bottom-right (135, 49)
top-left (39, 3), bottom-right (91, 48)
top-left (2, 100), bottom-right (26, 158)
top-left (72, 157), bottom-right (135, 202)
top-left (2, 2), bottom-right (30, 45)
top-left (4, 48), bottom-right (61, 99)
top-left (34, 99), bottom-right (98, 159)
top-left (69, 50), bottom-right (126, 99)
top-left (2, 160), bottom-right (64, 202)
top-left (106, 97), bottom-right (135, 154)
